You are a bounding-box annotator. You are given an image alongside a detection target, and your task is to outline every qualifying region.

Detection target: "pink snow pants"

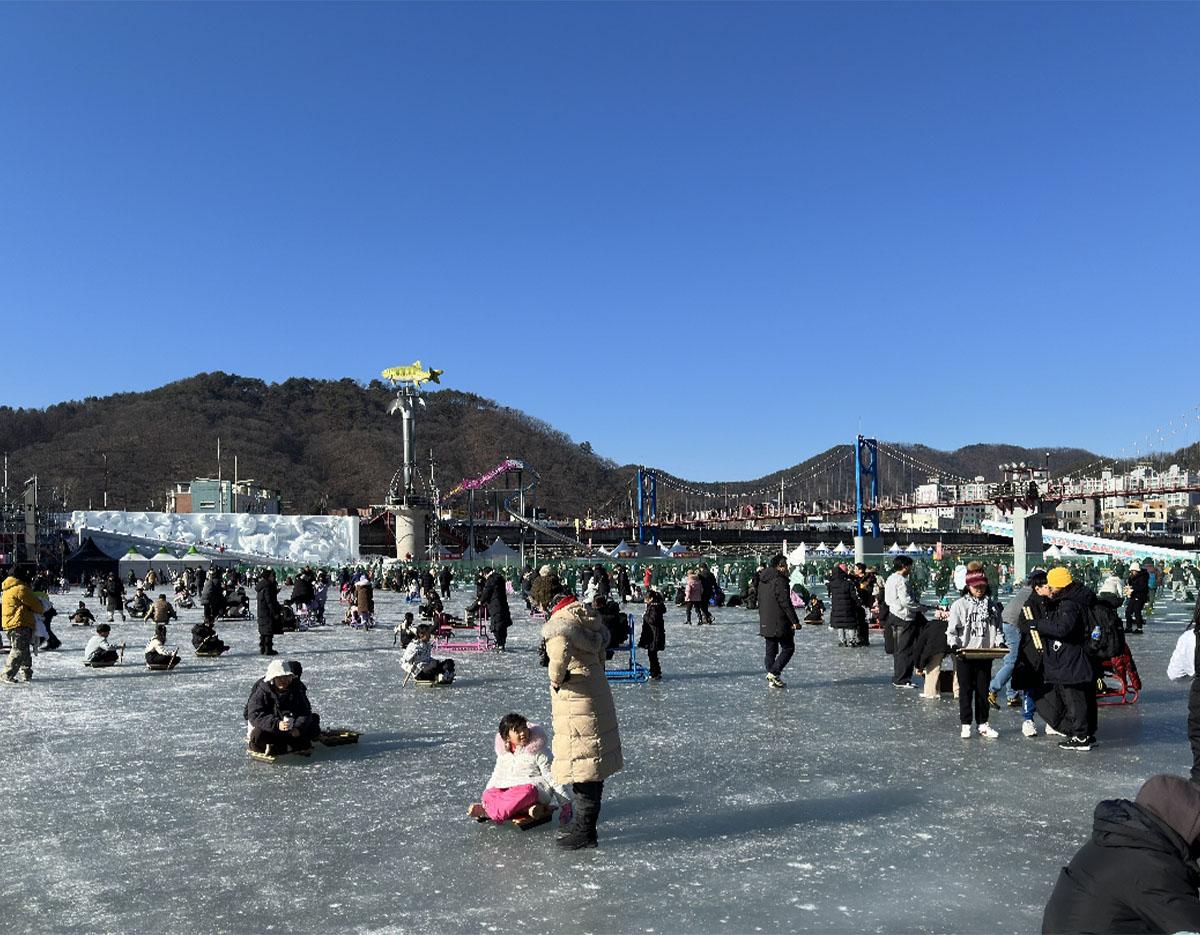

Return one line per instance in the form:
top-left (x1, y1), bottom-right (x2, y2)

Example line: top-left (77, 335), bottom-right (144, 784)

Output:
top-left (482, 784), bottom-right (540, 821)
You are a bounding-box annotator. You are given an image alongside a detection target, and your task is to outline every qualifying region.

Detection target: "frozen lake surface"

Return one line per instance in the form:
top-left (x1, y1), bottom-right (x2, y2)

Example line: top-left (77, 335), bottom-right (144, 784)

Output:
top-left (3, 582), bottom-right (1196, 934)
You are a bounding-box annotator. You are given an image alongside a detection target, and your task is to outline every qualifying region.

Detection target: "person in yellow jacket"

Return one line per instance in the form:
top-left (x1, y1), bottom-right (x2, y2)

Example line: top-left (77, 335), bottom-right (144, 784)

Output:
top-left (2, 566), bottom-right (41, 683)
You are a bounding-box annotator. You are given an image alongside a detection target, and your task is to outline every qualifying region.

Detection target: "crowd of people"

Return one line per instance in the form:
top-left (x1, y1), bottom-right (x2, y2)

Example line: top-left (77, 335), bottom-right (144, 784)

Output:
top-left (8, 545), bottom-right (1200, 920)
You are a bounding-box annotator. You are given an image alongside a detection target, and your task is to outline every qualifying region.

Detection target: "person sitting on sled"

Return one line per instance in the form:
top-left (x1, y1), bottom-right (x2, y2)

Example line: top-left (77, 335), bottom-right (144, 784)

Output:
top-left (419, 588), bottom-right (444, 620)
top-left (467, 712), bottom-right (570, 824)
top-left (400, 624), bottom-right (455, 684)
top-left (83, 623), bottom-right (120, 667)
top-left (244, 658), bottom-right (321, 755)
top-left (144, 624), bottom-right (180, 669)
top-left (69, 601), bottom-right (96, 627)
top-left (191, 618), bottom-right (230, 656)
top-left (394, 611), bottom-right (418, 649)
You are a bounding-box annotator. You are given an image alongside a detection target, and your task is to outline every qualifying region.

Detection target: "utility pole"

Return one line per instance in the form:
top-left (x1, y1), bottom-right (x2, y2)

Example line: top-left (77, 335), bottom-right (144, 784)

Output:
top-left (103, 452), bottom-right (109, 509)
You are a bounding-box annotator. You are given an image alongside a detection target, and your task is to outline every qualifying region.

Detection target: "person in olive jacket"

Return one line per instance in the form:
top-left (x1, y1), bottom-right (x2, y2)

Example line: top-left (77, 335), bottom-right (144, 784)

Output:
top-left (1043, 773), bottom-right (1200, 934)
top-left (758, 554), bottom-right (801, 688)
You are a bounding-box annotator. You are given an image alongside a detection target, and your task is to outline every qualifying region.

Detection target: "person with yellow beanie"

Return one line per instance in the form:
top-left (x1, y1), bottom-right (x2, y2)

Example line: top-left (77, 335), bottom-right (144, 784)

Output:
top-left (1038, 565), bottom-right (1100, 750)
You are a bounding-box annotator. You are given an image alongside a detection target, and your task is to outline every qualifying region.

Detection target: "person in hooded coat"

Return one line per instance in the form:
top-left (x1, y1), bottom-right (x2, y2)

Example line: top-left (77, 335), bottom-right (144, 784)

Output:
top-left (541, 590), bottom-right (623, 850)
top-left (827, 564), bottom-right (862, 647)
top-left (255, 570), bottom-right (280, 656)
top-left (480, 568), bottom-right (513, 651)
top-left (105, 573), bottom-right (126, 623)
top-left (758, 554), bottom-right (801, 688)
top-left (1042, 773), bottom-right (1200, 934)
top-left (244, 658), bottom-right (321, 755)
top-left (1126, 562), bottom-right (1150, 634)
top-left (637, 588), bottom-right (666, 680)
top-left (438, 564), bottom-right (452, 599)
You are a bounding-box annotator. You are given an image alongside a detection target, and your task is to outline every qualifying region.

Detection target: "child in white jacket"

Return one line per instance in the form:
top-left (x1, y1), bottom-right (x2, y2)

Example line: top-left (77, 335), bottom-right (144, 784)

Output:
top-left (467, 713), bottom-right (570, 823)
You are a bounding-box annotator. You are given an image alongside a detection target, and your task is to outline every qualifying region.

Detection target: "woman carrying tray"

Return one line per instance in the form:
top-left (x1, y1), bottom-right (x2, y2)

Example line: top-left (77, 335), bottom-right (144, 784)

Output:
top-left (947, 562), bottom-right (1006, 739)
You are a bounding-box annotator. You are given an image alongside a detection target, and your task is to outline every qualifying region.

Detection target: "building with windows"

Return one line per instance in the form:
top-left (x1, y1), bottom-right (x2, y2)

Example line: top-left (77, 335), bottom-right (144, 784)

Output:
top-left (166, 478), bottom-right (281, 514)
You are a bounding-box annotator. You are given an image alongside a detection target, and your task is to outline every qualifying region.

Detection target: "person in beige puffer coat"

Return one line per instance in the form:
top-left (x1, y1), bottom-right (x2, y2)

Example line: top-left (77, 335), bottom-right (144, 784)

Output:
top-left (542, 593), bottom-right (623, 849)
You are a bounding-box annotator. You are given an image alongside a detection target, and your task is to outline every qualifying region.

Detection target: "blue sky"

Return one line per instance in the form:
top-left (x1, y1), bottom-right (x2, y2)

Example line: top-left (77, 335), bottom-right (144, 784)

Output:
top-left (2, 3), bottom-right (1198, 479)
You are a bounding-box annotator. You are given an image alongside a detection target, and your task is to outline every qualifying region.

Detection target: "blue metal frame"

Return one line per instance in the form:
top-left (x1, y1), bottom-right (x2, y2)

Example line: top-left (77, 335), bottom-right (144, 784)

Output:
top-left (605, 613), bottom-right (649, 683)
top-left (855, 435), bottom-right (880, 538)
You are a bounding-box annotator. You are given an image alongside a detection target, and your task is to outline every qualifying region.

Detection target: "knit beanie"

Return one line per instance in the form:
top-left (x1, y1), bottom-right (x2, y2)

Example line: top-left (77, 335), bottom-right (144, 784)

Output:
top-left (1047, 567), bottom-right (1073, 589)
top-left (1136, 774), bottom-right (1200, 844)
top-left (965, 571), bottom-right (987, 590)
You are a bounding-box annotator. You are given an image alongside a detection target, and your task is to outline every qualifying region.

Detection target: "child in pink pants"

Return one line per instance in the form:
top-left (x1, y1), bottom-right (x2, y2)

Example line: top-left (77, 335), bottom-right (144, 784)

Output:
top-left (467, 713), bottom-right (570, 823)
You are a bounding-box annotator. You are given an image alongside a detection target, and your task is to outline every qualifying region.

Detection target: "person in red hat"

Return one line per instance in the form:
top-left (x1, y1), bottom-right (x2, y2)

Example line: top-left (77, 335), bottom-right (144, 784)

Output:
top-left (946, 562), bottom-right (1006, 739)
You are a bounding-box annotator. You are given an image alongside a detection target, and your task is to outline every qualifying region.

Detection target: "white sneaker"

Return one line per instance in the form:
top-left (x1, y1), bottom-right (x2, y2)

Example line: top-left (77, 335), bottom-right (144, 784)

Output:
top-left (1022, 720), bottom-right (1038, 738)
top-left (1044, 723), bottom-right (1066, 737)
top-left (960, 724), bottom-right (972, 739)
top-left (978, 724), bottom-right (999, 739)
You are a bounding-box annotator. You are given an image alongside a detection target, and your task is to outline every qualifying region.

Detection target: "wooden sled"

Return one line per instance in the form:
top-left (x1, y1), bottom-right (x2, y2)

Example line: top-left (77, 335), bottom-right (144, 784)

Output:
top-left (146, 662), bottom-right (180, 671)
top-left (195, 650), bottom-right (226, 658)
top-left (247, 746), bottom-right (314, 764)
top-left (511, 812), bottom-right (553, 831)
top-left (414, 678), bottom-right (453, 688)
top-left (317, 729), bottom-right (361, 746)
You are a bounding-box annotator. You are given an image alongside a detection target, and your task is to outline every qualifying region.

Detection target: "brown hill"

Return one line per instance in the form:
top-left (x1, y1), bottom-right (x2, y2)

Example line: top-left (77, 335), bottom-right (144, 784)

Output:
top-left (0, 373), bottom-right (1170, 517)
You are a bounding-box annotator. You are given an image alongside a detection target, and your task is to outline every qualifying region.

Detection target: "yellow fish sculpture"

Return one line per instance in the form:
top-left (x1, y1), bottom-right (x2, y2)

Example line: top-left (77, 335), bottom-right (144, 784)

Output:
top-left (381, 361), bottom-right (444, 388)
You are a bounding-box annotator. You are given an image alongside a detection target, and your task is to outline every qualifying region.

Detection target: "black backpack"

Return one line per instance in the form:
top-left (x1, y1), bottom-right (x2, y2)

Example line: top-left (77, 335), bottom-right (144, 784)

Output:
top-left (1085, 605), bottom-right (1121, 660)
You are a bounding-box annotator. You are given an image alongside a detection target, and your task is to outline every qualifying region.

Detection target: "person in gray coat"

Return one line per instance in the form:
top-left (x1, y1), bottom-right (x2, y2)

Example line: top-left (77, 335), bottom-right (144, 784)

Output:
top-left (758, 554), bottom-right (801, 688)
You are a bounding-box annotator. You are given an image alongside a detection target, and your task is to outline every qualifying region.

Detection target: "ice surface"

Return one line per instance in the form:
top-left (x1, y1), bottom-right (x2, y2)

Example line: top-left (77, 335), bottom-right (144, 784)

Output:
top-left (71, 510), bottom-right (360, 564)
top-left (3, 582), bottom-right (1196, 934)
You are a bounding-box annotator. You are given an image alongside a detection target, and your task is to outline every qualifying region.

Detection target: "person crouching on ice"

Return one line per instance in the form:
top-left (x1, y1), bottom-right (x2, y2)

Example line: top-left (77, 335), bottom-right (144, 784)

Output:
top-left (83, 624), bottom-right (120, 667)
top-left (400, 624), bottom-right (455, 684)
top-left (191, 619), bottom-right (230, 656)
top-left (244, 659), bottom-right (321, 755)
top-left (144, 624), bottom-right (180, 669)
top-left (467, 713), bottom-right (569, 823)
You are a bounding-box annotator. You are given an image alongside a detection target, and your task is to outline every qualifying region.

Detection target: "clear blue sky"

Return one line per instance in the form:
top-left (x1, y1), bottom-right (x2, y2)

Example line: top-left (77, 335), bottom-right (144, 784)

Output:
top-left (2, 3), bottom-right (1198, 479)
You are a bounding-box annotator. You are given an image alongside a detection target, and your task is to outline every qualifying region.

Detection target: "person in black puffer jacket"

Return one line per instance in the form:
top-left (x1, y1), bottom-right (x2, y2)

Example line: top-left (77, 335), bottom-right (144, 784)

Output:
top-left (1126, 563), bottom-right (1150, 633)
top-left (827, 564), bottom-right (862, 648)
top-left (637, 589), bottom-right (666, 680)
top-left (255, 570), bottom-right (281, 656)
top-left (1039, 567), bottom-right (1099, 750)
top-left (1043, 773), bottom-right (1200, 934)
top-left (758, 554), bottom-right (800, 688)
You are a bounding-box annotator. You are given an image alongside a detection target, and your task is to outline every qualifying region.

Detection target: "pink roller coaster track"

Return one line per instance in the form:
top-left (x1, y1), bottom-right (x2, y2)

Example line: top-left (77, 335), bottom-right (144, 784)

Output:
top-left (443, 459), bottom-right (528, 501)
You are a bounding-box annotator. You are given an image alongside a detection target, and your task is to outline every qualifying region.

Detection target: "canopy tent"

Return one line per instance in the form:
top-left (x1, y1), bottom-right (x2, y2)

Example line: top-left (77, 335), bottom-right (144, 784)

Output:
top-left (904, 543), bottom-right (921, 553)
top-left (833, 541), bottom-right (852, 555)
top-left (479, 536), bottom-right (520, 562)
top-left (888, 542), bottom-right (903, 553)
top-left (148, 548), bottom-right (181, 576)
top-left (668, 540), bottom-right (698, 558)
top-left (117, 548), bottom-right (151, 578)
top-left (1059, 546), bottom-right (1077, 556)
top-left (180, 546), bottom-right (211, 569)
top-left (1043, 544), bottom-right (1063, 559)
top-left (63, 536), bottom-right (118, 583)
top-left (813, 542), bottom-right (831, 554)
top-left (787, 543), bottom-right (808, 565)
top-left (608, 540), bottom-right (636, 558)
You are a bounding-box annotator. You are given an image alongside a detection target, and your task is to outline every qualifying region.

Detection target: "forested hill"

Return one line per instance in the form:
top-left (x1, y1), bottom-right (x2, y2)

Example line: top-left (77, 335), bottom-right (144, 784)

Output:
top-left (0, 373), bottom-right (1163, 517)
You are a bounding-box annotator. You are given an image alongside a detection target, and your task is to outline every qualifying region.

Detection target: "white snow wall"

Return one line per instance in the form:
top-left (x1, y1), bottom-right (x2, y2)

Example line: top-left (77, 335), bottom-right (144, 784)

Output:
top-left (72, 511), bottom-right (360, 565)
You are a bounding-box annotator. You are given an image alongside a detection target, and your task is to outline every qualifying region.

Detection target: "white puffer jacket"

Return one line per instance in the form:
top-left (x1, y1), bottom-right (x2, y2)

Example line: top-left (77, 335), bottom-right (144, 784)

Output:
top-left (486, 724), bottom-right (567, 804)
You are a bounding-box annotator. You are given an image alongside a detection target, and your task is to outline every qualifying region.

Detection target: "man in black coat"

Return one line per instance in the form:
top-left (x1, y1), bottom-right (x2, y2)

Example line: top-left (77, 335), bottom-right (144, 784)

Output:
top-left (1038, 567), bottom-right (1099, 750)
top-left (420, 568), bottom-right (435, 595)
top-left (479, 567), bottom-right (513, 651)
top-left (438, 564), bottom-right (452, 599)
top-left (255, 570), bottom-right (281, 656)
top-left (697, 564), bottom-right (716, 624)
top-left (758, 554), bottom-right (801, 688)
top-left (1043, 773), bottom-right (1200, 934)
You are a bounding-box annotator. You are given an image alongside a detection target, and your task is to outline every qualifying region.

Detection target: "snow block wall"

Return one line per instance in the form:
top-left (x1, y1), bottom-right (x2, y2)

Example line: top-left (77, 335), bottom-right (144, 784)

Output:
top-left (72, 511), bottom-right (360, 565)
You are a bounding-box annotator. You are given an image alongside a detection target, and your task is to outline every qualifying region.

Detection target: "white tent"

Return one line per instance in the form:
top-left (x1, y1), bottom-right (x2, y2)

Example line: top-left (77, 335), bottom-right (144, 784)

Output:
top-left (148, 548), bottom-right (181, 577)
top-left (833, 541), bottom-right (852, 554)
top-left (117, 548), bottom-right (151, 579)
top-left (1059, 546), bottom-right (1077, 556)
top-left (479, 536), bottom-right (519, 562)
top-left (668, 541), bottom-right (691, 557)
top-left (904, 542), bottom-right (921, 553)
top-left (787, 543), bottom-right (807, 565)
top-left (888, 542), bottom-right (903, 553)
top-left (1043, 544), bottom-right (1063, 559)
top-left (180, 546), bottom-right (211, 569)
top-left (609, 540), bottom-right (636, 557)
top-left (814, 542), bottom-right (831, 554)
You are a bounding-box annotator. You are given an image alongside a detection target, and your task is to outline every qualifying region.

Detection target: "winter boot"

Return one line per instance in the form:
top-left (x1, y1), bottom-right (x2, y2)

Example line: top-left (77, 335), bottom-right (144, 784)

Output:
top-left (556, 784), bottom-right (601, 850)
